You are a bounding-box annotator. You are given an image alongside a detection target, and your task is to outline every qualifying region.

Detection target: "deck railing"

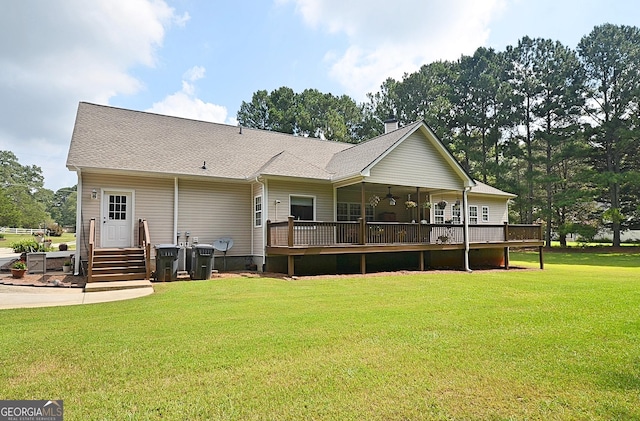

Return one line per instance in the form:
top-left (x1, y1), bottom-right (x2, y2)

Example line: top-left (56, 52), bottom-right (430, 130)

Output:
top-left (267, 217), bottom-right (542, 247)
top-left (138, 219), bottom-right (151, 280)
top-left (88, 218), bottom-right (96, 281)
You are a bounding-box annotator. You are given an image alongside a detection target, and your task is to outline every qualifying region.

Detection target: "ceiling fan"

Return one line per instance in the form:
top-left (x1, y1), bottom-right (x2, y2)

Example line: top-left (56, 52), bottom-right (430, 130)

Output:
top-left (385, 187), bottom-right (400, 205)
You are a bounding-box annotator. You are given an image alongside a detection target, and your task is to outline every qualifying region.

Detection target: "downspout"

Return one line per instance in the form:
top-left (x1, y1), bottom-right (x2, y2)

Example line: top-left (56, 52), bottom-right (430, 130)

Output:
top-left (463, 187), bottom-right (472, 272)
top-left (73, 167), bottom-right (82, 275)
top-left (255, 176), bottom-right (267, 270)
top-left (173, 177), bottom-right (178, 243)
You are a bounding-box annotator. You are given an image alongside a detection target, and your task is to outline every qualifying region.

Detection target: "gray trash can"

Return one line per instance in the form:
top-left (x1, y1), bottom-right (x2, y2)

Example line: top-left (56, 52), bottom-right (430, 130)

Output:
top-left (155, 244), bottom-right (179, 282)
top-left (191, 244), bottom-right (214, 280)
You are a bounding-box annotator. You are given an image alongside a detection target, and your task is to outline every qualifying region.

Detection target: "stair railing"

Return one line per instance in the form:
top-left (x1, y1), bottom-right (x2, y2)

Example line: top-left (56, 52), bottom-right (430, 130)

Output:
top-left (88, 218), bottom-right (96, 282)
top-left (138, 219), bottom-right (151, 280)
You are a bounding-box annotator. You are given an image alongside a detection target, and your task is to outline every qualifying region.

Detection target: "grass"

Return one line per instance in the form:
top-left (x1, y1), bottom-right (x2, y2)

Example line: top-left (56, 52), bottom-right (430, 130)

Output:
top-left (1, 253), bottom-right (639, 420)
top-left (0, 232), bottom-right (76, 250)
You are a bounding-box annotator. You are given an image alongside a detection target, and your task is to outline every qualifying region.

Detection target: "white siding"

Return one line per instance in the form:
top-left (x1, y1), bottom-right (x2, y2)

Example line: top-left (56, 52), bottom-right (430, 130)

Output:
top-left (79, 172), bottom-right (174, 259)
top-left (177, 179), bottom-right (251, 256)
top-left (267, 180), bottom-right (334, 222)
top-left (367, 132), bottom-right (465, 190)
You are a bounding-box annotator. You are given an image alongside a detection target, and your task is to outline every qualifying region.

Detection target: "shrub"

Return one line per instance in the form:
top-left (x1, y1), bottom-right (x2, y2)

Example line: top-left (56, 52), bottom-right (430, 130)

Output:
top-left (58, 243), bottom-right (68, 251)
top-left (12, 261), bottom-right (27, 270)
top-left (9, 239), bottom-right (45, 253)
top-left (47, 223), bottom-right (64, 237)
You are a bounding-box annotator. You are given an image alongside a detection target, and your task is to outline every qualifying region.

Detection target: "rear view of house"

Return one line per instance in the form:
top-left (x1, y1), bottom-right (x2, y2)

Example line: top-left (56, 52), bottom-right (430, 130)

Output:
top-left (66, 102), bottom-right (543, 281)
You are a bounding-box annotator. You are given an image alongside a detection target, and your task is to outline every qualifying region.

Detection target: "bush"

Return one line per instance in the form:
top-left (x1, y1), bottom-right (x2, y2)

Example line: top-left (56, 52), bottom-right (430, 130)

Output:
top-left (9, 239), bottom-right (45, 253)
top-left (47, 223), bottom-right (64, 237)
top-left (58, 243), bottom-right (68, 251)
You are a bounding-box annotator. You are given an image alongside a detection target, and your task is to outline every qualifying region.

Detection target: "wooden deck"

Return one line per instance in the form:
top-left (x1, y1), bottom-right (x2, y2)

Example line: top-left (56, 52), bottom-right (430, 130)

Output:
top-left (266, 218), bottom-right (544, 275)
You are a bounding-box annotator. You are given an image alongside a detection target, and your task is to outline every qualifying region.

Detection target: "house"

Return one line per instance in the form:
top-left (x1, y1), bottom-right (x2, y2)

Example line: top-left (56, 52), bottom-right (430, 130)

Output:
top-left (66, 102), bottom-right (543, 281)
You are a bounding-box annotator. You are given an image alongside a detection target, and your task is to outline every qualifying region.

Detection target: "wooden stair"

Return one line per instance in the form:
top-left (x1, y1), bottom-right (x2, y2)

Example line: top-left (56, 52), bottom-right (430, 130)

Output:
top-left (89, 248), bottom-right (148, 283)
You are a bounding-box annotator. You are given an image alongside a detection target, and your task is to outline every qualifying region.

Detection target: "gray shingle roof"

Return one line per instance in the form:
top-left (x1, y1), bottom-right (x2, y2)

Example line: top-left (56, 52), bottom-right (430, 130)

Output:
top-left (66, 102), bottom-right (350, 180)
top-left (470, 180), bottom-right (517, 198)
top-left (66, 102), bottom-right (515, 197)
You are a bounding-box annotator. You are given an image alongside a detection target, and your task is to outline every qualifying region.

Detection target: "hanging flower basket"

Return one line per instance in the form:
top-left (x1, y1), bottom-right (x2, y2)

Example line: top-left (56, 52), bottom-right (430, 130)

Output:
top-left (437, 200), bottom-right (447, 209)
top-left (369, 195), bottom-right (380, 207)
top-left (405, 200), bottom-right (417, 209)
top-left (423, 201), bottom-right (432, 209)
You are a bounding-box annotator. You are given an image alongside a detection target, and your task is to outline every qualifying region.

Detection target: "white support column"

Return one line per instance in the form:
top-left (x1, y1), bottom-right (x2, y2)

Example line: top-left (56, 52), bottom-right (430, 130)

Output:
top-left (463, 187), bottom-right (471, 272)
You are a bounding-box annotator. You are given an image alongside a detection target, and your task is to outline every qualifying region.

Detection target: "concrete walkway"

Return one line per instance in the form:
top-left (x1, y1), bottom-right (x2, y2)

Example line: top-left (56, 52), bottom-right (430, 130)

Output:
top-left (0, 284), bottom-right (154, 310)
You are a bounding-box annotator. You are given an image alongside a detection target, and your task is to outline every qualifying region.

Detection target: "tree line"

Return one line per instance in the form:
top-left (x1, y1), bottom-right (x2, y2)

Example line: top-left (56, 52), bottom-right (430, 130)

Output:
top-left (0, 151), bottom-right (76, 231)
top-left (238, 23), bottom-right (640, 247)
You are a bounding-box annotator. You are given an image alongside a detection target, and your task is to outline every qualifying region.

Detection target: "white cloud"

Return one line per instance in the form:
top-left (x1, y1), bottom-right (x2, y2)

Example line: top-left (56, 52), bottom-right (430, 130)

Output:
top-left (280, 0), bottom-right (507, 99)
top-left (183, 66), bottom-right (206, 82)
top-left (0, 0), bottom-right (185, 190)
top-left (147, 68), bottom-right (229, 124)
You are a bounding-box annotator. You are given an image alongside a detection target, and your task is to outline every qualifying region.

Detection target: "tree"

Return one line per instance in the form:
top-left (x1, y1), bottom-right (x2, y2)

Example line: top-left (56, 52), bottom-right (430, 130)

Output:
top-left (578, 24), bottom-right (640, 246)
top-left (0, 151), bottom-right (48, 228)
top-left (237, 87), bottom-right (366, 143)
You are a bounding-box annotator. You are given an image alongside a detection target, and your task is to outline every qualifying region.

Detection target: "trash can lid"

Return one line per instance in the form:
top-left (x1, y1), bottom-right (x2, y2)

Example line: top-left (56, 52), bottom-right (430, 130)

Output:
top-left (155, 244), bottom-right (179, 249)
top-left (194, 244), bottom-right (214, 249)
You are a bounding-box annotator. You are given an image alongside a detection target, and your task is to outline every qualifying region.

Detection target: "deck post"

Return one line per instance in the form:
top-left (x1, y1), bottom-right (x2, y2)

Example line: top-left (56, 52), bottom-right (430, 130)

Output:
top-left (266, 220), bottom-right (271, 246)
top-left (419, 250), bottom-right (424, 271)
top-left (287, 216), bottom-right (294, 247)
top-left (539, 246), bottom-right (544, 269)
top-left (358, 218), bottom-right (366, 245)
top-left (503, 222), bottom-right (510, 269)
top-left (360, 253), bottom-right (366, 274)
top-left (504, 247), bottom-right (510, 269)
top-left (288, 255), bottom-right (295, 276)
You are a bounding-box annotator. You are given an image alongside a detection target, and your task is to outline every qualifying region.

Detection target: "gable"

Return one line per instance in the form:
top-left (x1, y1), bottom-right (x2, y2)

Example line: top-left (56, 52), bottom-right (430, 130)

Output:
top-left (365, 130), bottom-right (467, 190)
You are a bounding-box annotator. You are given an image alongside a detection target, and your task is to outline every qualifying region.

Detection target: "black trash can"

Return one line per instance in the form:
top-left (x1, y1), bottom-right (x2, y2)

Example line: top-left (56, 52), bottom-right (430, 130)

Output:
top-left (155, 244), bottom-right (179, 282)
top-left (191, 244), bottom-right (214, 280)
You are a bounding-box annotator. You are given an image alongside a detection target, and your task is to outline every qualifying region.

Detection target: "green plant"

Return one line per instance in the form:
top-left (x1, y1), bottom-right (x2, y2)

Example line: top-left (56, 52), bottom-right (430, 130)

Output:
top-left (9, 238), bottom-right (44, 253)
top-left (12, 261), bottom-right (27, 270)
top-left (63, 260), bottom-right (71, 267)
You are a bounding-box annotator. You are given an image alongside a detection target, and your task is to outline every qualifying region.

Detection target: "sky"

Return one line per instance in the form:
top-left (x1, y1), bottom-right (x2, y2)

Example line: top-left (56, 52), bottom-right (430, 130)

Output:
top-left (1, 0), bottom-right (639, 191)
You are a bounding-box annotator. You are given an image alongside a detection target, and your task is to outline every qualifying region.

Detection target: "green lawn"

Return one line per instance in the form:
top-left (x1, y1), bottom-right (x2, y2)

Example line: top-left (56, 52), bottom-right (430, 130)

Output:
top-left (0, 232), bottom-right (76, 250)
top-left (1, 252), bottom-right (639, 420)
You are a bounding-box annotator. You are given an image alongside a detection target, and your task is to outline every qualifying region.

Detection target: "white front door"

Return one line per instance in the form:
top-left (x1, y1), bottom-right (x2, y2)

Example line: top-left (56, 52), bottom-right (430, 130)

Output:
top-left (102, 191), bottom-right (132, 248)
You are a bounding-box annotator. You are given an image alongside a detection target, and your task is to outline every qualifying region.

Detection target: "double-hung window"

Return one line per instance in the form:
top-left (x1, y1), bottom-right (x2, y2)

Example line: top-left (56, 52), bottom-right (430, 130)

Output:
top-left (469, 205), bottom-right (478, 224)
top-left (254, 196), bottom-right (262, 227)
top-left (482, 206), bottom-right (489, 223)
top-left (452, 203), bottom-right (461, 224)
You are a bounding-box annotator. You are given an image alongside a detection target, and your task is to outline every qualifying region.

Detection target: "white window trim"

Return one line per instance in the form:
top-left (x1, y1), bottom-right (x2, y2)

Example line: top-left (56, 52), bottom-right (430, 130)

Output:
top-left (434, 206), bottom-right (445, 224)
top-left (452, 203), bottom-right (461, 224)
top-left (289, 194), bottom-right (316, 221)
top-left (481, 205), bottom-right (489, 223)
top-left (254, 195), bottom-right (263, 227)
top-left (469, 205), bottom-right (478, 225)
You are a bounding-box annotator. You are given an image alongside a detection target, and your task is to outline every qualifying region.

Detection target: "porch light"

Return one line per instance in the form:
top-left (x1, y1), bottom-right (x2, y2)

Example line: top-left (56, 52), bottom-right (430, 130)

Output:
top-left (91, 189), bottom-right (98, 200)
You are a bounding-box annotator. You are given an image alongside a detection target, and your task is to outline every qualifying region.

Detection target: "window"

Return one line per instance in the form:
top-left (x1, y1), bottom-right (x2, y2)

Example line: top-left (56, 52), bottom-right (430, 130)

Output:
top-left (254, 196), bottom-right (262, 227)
top-left (434, 206), bottom-right (444, 224)
top-left (452, 203), bottom-right (461, 224)
top-left (290, 196), bottom-right (314, 220)
top-left (337, 203), bottom-right (374, 222)
top-left (108, 195), bottom-right (127, 220)
top-left (469, 205), bottom-right (478, 224)
top-left (482, 206), bottom-right (489, 223)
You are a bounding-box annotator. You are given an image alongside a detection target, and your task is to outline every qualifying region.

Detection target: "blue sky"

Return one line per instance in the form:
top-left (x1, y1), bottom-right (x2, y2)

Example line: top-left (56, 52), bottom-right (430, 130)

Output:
top-left (1, 0), bottom-right (638, 191)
